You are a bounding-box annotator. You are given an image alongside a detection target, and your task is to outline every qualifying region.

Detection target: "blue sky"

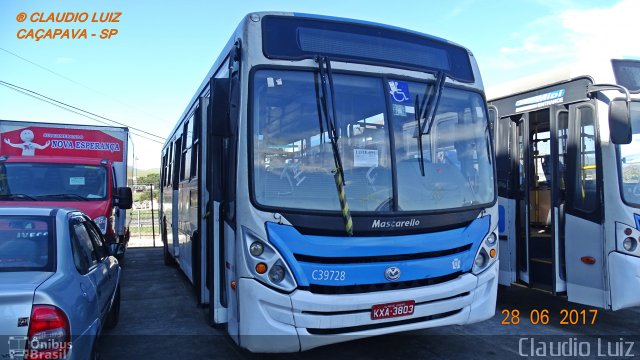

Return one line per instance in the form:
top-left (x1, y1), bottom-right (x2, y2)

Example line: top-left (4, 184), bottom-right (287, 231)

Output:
top-left (0, 0), bottom-right (637, 170)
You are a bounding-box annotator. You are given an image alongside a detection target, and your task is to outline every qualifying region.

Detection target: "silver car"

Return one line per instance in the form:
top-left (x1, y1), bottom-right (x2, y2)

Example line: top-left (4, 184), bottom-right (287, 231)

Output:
top-left (0, 207), bottom-right (123, 360)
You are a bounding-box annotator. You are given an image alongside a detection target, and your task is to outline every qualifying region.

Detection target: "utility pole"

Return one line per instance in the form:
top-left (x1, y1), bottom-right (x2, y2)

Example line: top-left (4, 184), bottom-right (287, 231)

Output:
top-left (150, 183), bottom-right (156, 247)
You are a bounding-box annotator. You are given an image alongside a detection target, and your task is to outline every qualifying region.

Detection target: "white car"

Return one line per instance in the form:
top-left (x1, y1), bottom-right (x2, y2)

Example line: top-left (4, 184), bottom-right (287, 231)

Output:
top-left (0, 207), bottom-right (123, 360)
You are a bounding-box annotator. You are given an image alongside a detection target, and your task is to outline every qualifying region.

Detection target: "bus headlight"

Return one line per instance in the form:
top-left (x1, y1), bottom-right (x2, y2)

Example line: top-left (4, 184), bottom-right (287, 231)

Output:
top-left (473, 228), bottom-right (498, 275)
top-left (249, 241), bottom-right (264, 256)
top-left (474, 249), bottom-right (488, 268)
top-left (615, 222), bottom-right (640, 257)
top-left (623, 237), bottom-right (638, 252)
top-left (268, 263), bottom-right (286, 283)
top-left (242, 226), bottom-right (296, 292)
top-left (485, 232), bottom-right (497, 246)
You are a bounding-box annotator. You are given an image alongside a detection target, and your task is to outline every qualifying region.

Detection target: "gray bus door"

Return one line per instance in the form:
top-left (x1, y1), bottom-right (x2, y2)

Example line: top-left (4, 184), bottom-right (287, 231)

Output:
top-left (564, 102), bottom-right (606, 308)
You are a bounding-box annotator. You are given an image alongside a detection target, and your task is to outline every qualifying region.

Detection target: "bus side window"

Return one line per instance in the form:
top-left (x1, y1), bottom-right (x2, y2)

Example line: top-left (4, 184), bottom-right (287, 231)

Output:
top-left (191, 108), bottom-right (201, 179)
top-left (573, 106), bottom-right (598, 212)
top-left (172, 138), bottom-right (182, 190)
top-left (181, 117), bottom-right (193, 181)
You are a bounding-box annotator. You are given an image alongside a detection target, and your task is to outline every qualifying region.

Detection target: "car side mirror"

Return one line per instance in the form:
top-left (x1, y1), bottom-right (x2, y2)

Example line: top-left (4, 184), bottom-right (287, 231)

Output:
top-left (108, 242), bottom-right (125, 257)
top-left (610, 99), bottom-right (632, 144)
top-left (116, 187), bottom-right (133, 209)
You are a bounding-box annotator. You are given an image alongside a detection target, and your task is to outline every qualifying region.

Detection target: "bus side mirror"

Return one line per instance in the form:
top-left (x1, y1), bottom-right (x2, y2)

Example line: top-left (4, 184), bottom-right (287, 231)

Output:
top-left (116, 186), bottom-right (133, 209)
top-left (610, 99), bottom-right (632, 144)
top-left (210, 77), bottom-right (231, 137)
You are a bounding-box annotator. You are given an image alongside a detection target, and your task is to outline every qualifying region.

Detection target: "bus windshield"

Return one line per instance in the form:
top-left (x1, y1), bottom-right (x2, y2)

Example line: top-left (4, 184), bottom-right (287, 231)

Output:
top-left (0, 163), bottom-right (108, 201)
top-left (251, 68), bottom-right (494, 213)
top-left (618, 101), bottom-right (640, 206)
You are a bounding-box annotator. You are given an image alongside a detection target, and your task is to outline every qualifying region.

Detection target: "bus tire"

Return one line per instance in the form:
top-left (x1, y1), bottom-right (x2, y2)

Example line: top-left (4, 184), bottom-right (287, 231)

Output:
top-left (163, 224), bottom-right (175, 266)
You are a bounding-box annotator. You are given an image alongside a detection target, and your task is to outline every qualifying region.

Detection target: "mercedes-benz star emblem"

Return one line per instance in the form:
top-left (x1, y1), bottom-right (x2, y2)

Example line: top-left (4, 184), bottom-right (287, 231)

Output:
top-left (385, 266), bottom-right (401, 281)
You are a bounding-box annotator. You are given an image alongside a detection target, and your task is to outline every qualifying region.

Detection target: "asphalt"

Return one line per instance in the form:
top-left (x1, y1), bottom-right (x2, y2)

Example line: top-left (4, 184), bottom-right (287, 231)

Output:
top-left (99, 247), bottom-right (640, 359)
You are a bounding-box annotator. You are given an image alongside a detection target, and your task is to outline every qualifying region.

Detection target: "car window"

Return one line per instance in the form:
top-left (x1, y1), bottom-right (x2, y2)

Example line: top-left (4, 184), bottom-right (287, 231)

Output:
top-left (0, 216), bottom-right (53, 272)
top-left (70, 220), bottom-right (98, 274)
top-left (84, 220), bottom-right (106, 260)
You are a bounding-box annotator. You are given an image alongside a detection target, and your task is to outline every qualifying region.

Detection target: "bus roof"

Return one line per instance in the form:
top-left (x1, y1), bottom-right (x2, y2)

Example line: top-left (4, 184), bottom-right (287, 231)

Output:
top-left (164, 12), bottom-right (477, 150)
top-left (486, 57), bottom-right (620, 101)
top-left (290, 12), bottom-right (466, 50)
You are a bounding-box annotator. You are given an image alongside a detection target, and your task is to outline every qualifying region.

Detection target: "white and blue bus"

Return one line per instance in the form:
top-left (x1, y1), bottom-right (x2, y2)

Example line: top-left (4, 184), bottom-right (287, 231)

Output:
top-left (160, 12), bottom-right (498, 352)
top-left (488, 58), bottom-right (640, 310)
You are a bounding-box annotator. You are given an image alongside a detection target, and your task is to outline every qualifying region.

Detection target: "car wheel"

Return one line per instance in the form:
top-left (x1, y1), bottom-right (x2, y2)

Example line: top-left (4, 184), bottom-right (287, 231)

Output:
top-left (104, 286), bottom-right (120, 329)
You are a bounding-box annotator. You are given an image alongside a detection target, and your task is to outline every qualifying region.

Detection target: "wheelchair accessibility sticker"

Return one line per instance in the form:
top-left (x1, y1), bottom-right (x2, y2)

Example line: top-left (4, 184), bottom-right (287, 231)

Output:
top-left (388, 80), bottom-right (411, 103)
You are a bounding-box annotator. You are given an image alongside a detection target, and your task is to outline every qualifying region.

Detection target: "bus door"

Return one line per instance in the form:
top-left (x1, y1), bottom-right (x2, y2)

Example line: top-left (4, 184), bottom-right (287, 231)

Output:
top-left (171, 137), bottom-right (182, 258)
top-left (514, 112), bottom-right (531, 285)
top-left (563, 102), bottom-right (606, 308)
top-left (196, 98), bottom-right (208, 305)
top-left (207, 78), bottom-right (229, 326)
top-left (513, 105), bottom-right (568, 293)
top-left (206, 40), bottom-right (240, 325)
top-left (495, 112), bottom-right (518, 286)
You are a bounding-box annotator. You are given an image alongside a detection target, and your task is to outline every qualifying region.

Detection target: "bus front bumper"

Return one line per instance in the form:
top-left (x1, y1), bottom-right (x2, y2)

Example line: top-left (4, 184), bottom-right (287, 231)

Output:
top-left (609, 252), bottom-right (640, 310)
top-left (237, 260), bottom-right (498, 352)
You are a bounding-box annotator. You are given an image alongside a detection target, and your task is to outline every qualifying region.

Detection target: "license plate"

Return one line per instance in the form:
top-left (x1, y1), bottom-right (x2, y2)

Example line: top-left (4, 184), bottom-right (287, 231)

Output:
top-left (371, 300), bottom-right (415, 320)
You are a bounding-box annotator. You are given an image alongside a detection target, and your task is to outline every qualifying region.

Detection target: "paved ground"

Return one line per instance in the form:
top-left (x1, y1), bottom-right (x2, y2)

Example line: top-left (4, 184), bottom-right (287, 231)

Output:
top-left (99, 247), bottom-right (640, 359)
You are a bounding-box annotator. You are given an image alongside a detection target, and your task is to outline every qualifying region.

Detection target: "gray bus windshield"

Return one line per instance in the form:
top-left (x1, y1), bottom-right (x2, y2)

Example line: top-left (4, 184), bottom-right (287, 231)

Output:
top-left (251, 69), bottom-right (494, 213)
top-left (0, 163), bottom-right (108, 201)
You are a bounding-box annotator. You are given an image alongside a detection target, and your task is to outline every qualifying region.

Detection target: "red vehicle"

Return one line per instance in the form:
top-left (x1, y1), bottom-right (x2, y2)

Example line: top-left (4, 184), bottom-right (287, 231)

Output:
top-left (0, 120), bottom-right (132, 249)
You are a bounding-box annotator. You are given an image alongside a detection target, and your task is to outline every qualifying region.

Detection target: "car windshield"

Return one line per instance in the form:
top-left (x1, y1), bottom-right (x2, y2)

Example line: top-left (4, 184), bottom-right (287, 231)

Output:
top-left (618, 101), bottom-right (640, 206)
top-left (0, 216), bottom-right (53, 272)
top-left (0, 163), bottom-right (108, 200)
top-left (251, 69), bottom-right (494, 213)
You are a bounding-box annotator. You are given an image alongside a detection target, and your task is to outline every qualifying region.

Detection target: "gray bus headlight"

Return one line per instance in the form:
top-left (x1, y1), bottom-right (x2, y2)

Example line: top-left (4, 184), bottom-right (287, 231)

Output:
top-left (242, 226), bottom-right (296, 292)
top-left (473, 228), bottom-right (498, 275)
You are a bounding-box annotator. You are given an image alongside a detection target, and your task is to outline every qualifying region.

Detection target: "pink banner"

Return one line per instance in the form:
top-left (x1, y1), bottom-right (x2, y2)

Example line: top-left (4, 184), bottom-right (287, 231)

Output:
top-left (1, 126), bottom-right (124, 162)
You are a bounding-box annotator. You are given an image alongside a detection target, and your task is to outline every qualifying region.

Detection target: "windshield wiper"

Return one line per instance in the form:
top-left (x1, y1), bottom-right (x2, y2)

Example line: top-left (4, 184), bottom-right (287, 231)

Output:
top-left (315, 56), bottom-right (353, 236)
top-left (37, 194), bottom-right (88, 201)
top-left (414, 95), bottom-right (426, 176)
top-left (420, 72), bottom-right (446, 136)
top-left (414, 72), bottom-right (446, 176)
top-left (0, 193), bottom-right (38, 201)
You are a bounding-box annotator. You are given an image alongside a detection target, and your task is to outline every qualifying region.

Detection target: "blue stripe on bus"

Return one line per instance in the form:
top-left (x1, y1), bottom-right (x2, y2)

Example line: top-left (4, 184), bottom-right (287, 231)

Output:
top-left (635, 213), bottom-right (640, 230)
top-left (266, 216), bottom-right (490, 287)
top-left (297, 252), bottom-right (472, 286)
top-left (498, 205), bottom-right (505, 233)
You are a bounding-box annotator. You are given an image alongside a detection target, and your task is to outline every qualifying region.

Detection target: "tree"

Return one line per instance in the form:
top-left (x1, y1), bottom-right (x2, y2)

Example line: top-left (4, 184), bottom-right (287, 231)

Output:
top-left (131, 173), bottom-right (160, 206)
top-left (137, 173), bottom-right (160, 187)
